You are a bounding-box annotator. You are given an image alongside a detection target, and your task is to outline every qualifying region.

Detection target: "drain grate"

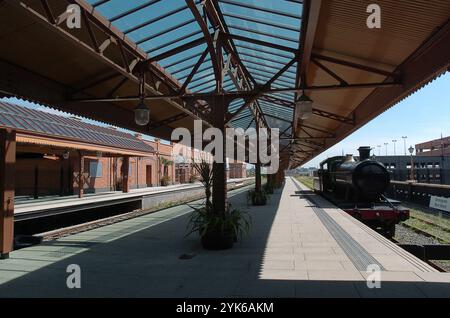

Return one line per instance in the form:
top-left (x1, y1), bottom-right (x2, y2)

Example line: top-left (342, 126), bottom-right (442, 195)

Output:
top-left (291, 178), bottom-right (384, 271)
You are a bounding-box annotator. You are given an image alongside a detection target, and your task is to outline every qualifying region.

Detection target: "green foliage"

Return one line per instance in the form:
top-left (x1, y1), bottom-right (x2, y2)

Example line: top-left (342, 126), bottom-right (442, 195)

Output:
top-left (247, 189), bottom-right (268, 206)
top-left (186, 157), bottom-right (252, 246)
top-left (186, 203), bottom-right (251, 241)
top-left (160, 175), bottom-right (170, 186)
top-left (295, 176), bottom-right (313, 190)
top-left (191, 158), bottom-right (213, 209)
top-left (160, 157), bottom-right (173, 166)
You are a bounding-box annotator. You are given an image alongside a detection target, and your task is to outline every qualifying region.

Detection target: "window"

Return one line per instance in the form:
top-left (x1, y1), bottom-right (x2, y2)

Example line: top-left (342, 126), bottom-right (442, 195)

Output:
top-left (89, 161), bottom-right (102, 178)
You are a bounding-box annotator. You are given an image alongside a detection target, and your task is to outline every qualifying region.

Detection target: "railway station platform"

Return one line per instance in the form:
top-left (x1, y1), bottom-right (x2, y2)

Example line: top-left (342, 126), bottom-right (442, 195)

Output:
top-left (14, 178), bottom-right (252, 221)
top-left (1, 178), bottom-right (450, 297)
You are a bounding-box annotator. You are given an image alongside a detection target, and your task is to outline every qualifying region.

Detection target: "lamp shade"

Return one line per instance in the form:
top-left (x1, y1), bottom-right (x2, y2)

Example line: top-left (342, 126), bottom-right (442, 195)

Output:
top-left (62, 150), bottom-right (70, 160)
top-left (134, 101), bottom-right (150, 126)
top-left (295, 94), bottom-right (313, 120)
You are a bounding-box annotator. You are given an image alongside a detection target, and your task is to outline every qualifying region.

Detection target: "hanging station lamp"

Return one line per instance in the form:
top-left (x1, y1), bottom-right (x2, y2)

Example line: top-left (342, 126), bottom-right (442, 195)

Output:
top-left (295, 93), bottom-right (313, 120)
top-left (134, 98), bottom-right (150, 126)
top-left (134, 66), bottom-right (150, 126)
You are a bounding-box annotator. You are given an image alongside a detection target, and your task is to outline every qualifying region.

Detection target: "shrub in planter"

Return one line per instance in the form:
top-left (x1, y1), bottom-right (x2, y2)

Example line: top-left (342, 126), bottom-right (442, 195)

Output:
top-left (160, 175), bottom-right (170, 186)
top-left (186, 157), bottom-right (251, 250)
top-left (248, 189), bottom-right (268, 206)
top-left (187, 203), bottom-right (251, 250)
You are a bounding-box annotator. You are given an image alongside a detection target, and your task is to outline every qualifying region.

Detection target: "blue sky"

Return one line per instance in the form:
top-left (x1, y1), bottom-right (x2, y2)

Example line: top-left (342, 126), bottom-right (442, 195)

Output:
top-left (302, 72), bottom-right (450, 167)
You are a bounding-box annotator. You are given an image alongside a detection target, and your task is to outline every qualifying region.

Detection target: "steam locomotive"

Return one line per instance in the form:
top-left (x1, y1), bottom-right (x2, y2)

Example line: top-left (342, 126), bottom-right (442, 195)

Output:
top-left (313, 146), bottom-right (409, 238)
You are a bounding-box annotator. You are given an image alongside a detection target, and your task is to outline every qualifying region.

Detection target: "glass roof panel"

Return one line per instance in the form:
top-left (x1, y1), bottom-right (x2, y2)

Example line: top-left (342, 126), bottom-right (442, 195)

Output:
top-left (85, 0), bottom-right (303, 130)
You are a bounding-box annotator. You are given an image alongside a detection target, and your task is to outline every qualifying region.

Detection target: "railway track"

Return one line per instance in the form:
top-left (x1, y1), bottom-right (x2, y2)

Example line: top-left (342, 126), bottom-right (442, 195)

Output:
top-left (399, 204), bottom-right (450, 244)
top-left (409, 215), bottom-right (450, 233)
top-left (401, 222), bottom-right (449, 244)
top-left (17, 184), bottom-right (253, 244)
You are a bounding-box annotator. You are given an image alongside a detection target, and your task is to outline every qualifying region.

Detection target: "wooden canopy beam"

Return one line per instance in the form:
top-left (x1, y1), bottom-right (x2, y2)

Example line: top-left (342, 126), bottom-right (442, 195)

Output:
top-left (292, 0), bottom-right (322, 150)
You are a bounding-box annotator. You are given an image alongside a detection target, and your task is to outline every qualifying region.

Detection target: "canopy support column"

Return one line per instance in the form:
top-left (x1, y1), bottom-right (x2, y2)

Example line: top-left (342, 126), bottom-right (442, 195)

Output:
top-left (212, 97), bottom-right (228, 215)
top-left (0, 128), bottom-right (16, 259)
top-left (122, 156), bottom-right (130, 193)
top-left (78, 151), bottom-right (84, 198)
top-left (255, 119), bottom-right (262, 192)
top-left (274, 169), bottom-right (284, 188)
top-left (267, 173), bottom-right (274, 188)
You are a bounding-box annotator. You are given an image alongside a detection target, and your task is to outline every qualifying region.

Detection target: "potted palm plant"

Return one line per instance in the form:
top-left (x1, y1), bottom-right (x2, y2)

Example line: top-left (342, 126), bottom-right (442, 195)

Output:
top-left (186, 158), bottom-right (251, 250)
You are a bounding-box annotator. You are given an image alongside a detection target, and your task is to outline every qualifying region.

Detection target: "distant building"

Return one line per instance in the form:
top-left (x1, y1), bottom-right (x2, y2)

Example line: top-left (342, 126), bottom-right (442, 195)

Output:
top-left (375, 155), bottom-right (450, 184)
top-left (366, 136), bottom-right (450, 184)
top-left (416, 135), bottom-right (450, 156)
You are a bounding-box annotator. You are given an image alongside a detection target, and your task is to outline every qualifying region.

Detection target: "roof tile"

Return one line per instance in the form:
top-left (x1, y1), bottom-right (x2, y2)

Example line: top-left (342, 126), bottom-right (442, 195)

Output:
top-left (0, 102), bottom-right (154, 154)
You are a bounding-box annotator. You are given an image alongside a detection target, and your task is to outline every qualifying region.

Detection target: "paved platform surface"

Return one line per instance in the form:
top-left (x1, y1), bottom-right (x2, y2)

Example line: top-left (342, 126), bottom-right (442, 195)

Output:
top-left (1, 178), bottom-right (450, 297)
top-left (15, 178), bottom-right (251, 216)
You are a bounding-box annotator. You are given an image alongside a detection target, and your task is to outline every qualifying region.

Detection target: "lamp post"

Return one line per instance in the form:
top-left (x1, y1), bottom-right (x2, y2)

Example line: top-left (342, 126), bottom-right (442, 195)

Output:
top-left (384, 142), bottom-right (388, 156)
top-left (408, 145), bottom-right (415, 181)
top-left (402, 136), bottom-right (407, 156)
top-left (392, 139), bottom-right (397, 156)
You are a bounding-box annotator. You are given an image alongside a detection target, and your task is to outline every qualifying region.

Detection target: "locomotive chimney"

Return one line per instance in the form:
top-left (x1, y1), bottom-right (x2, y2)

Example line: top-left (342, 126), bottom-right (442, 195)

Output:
top-left (358, 146), bottom-right (371, 161)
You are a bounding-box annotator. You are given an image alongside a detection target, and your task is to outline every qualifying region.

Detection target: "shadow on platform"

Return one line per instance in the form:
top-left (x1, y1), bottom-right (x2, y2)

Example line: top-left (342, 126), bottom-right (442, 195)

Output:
top-left (0, 183), bottom-right (449, 298)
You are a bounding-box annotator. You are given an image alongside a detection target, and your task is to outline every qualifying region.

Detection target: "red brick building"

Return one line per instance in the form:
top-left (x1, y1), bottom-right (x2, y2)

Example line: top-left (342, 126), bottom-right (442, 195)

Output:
top-left (0, 102), bottom-right (246, 199)
top-left (229, 161), bottom-right (248, 179)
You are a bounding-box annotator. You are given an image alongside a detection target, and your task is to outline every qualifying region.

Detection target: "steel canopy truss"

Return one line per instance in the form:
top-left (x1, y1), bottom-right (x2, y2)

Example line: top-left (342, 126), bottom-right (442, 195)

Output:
top-left (77, 0), bottom-right (399, 132)
top-left (57, 1), bottom-right (398, 126)
top-left (2, 0), bottom-right (449, 169)
top-left (80, 0), bottom-right (307, 133)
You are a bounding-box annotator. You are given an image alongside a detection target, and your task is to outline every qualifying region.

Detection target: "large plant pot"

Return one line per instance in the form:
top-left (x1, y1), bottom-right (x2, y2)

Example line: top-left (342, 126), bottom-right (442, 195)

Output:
top-left (251, 194), bottom-right (267, 206)
top-left (249, 190), bottom-right (268, 206)
top-left (252, 197), bottom-right (267, 206)
top-left (201, 229), bottom-right (234, 250)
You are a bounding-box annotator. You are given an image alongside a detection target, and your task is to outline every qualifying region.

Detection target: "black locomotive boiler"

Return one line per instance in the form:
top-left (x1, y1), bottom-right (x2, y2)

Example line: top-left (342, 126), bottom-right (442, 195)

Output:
top-left (313, 146), bottom-right (409, 238)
